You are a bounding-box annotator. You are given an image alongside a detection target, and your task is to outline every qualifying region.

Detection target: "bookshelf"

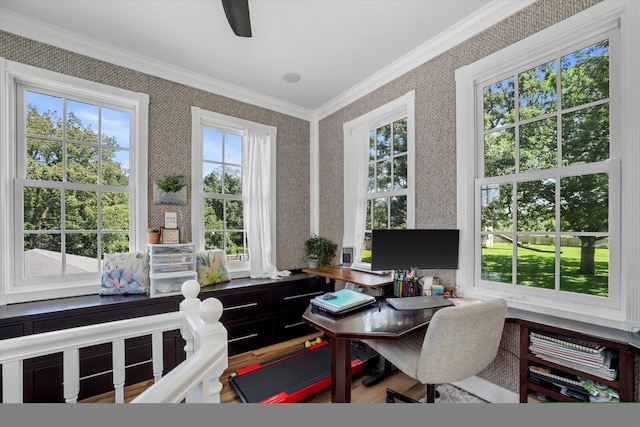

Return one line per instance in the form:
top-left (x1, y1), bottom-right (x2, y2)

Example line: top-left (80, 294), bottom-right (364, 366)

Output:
top-left (518, 320), bottom-right (635, 403)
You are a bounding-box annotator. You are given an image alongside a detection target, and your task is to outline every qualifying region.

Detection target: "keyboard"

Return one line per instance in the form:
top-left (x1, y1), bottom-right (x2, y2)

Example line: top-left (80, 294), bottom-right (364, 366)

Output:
top-left (348, 265), bottom-right (390, 275)
top-left (386, 295), bottom-right (454, 310)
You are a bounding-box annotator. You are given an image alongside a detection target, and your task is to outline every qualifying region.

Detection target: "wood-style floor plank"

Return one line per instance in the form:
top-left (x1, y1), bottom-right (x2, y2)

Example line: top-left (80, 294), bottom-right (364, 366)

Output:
top-left (81, 332), bottom-right (425, 404)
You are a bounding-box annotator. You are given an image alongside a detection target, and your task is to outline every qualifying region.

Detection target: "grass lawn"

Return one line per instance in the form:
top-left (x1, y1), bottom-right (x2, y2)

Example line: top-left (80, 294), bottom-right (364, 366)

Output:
top-left (482, 242), bottom-right (609, 296)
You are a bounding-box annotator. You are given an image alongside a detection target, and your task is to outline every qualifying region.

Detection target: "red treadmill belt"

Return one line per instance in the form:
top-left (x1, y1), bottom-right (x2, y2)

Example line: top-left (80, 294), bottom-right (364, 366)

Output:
top-left (229, 341), bottom-right (372, 403)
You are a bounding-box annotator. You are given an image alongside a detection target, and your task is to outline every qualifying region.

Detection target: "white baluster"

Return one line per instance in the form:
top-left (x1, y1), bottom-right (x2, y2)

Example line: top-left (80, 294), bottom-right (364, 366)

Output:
top-left (151, 331), bottom-right (164, 382)
top-left (180, 280), bottom-right (201, 358)
top-left (112, 338), bottom-right (125, 403)
top-left (180, 279), bottom-right (201, 403)
top-left (197, 297), bottom-right (227, 403)
top-left (63, 348), bottom-right (79, 403)
top-left (2, 360), bottom-right (23, 403)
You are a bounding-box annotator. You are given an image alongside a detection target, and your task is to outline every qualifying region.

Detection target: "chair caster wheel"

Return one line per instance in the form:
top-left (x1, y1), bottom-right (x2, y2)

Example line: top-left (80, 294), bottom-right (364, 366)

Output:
top-left (386, 396), bottom-right (395, 403)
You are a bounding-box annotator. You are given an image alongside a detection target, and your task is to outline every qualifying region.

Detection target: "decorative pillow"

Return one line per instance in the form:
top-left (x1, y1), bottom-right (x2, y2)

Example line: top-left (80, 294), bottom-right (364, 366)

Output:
top-left (100, 251), bottom-right (150, 295)
top-left (196, 249), bottom-right (229, 287)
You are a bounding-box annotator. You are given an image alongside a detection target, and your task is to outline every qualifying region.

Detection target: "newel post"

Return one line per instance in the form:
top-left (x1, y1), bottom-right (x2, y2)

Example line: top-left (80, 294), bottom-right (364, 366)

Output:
top-left (196, 297), bottom-right (228, 403)
top-left (180, 280), bottom-right (201, 358)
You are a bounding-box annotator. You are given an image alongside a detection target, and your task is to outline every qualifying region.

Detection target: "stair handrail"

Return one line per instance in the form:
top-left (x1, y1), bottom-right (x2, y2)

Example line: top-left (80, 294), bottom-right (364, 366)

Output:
top-left (0, 280), bottom-right (227, 404)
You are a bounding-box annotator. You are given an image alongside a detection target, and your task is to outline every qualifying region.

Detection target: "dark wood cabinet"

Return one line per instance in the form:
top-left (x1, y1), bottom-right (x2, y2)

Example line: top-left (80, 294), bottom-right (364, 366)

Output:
top-left (0, 272), bottom-right (321, 402)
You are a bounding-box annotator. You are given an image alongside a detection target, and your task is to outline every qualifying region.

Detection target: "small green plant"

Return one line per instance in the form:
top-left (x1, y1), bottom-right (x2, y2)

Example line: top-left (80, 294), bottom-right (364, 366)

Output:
top-left (304, 234), bottom-right (338, 267)
top-left (148, 227), bottom-right (160, 233)
top-left (155, 175), bottom-right (186, 193)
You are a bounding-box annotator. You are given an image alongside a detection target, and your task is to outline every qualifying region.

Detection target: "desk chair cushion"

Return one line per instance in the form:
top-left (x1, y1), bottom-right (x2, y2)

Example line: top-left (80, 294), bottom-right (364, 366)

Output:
top-left (364, 298), bottom-right (507, 386)
top-left (364, 329), bottom-right (427, 380)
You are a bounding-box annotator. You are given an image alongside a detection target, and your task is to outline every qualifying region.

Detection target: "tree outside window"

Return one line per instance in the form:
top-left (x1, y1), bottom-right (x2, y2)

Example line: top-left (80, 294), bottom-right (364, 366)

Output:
top-left (361, 118), bottom-right (408, 263)
top-left (479, 39), bottom-right (611, 297)
top-left (20, 89), bottom-right (132, 279)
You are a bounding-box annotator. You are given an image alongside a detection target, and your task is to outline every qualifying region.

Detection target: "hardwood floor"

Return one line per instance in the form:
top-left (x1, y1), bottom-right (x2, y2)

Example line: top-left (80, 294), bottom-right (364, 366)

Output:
top-left (81, 332), bottom-right (427, 404)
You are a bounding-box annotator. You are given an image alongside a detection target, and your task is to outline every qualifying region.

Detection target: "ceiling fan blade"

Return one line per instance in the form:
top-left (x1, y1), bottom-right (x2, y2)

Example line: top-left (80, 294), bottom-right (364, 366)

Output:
top-left (221, 0), bottom-right (252, 37)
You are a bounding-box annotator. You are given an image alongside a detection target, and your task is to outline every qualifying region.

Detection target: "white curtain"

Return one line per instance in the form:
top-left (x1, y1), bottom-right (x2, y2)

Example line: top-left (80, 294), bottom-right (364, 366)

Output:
top-left (342, 123), bottom-right (369, 263)
top-left (243, 127), bottom-right (290, 279)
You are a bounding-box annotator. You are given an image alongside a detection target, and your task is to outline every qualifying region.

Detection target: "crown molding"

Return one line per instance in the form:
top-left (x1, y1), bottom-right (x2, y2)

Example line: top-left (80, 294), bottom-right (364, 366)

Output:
top-left (314, 0), bottom-right (536, 120)
top-left (1, 1), bottom-right (534, 123)
top-left (0, 8), bottom-right (314, 122)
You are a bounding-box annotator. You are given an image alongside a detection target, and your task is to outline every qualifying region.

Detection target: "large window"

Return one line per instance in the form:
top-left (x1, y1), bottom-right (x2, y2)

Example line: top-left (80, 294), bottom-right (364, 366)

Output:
top-left (361, 117), bottom-right (410, 263)
top-left (478, 37), bottom-right (615, 299)
top-left (191, 107), bottom-right (277, 278)
top-left (201, 127), bottom-right (248, 262)
top-left (456, 2), bottom-right (640, 330)
top-left (342, 91), bottom-right (415, 268)
top-left (0, 60), bottom-right (149, 304)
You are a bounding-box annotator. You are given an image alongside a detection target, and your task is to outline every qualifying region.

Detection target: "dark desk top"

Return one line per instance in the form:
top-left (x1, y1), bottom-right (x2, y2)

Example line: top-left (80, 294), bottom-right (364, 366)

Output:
top-left (302, 265), bottom-right (393, 288)
top-left (303, 298), bottom-right (640, 352)
top-left (302, 298), bottom-right (439, 341)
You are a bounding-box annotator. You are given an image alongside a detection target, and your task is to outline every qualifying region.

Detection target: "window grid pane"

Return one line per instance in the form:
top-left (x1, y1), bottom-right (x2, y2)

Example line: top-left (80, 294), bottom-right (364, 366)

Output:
top-left (478, 37), bottom-right (611, 298)
top-left (201, 127), bottom-right (248, 262)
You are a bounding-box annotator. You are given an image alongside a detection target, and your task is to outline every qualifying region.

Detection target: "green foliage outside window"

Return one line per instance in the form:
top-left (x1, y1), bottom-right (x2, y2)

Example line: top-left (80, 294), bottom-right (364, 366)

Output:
top-left (23, 95), bottom-right (131, 269)
top-left (480, 40), bottom-right (610, 296)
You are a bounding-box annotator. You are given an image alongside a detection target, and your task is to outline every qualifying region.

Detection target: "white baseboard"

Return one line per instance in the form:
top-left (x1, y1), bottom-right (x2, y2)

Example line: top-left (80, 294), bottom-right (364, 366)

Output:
top-left (451, 376), bottom-right (519, 403)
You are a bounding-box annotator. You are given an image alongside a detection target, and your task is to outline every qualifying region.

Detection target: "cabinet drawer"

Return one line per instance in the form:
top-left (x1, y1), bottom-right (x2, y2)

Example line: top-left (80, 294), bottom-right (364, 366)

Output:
top-left (150, 272), bottom-right (197, 297)
top-left (270, 280), bottom-right (325, 312)
top-left (216, 290), bottom-right (269, 323)
top-left (272, 312), bottom-right (318, 342)
top-left (150, 261), bottom-right (196, 275)
top-left (226, 319), bottom-right (270, 356)
top-left (149, 244), bottom-right (195, 255)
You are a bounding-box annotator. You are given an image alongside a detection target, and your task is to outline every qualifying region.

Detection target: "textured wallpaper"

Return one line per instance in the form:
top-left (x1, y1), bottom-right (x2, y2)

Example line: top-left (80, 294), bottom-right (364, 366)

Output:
top-left (0, 31), bottom-right (311, 270)
top-left (317, 0), bottom-right (620, 396)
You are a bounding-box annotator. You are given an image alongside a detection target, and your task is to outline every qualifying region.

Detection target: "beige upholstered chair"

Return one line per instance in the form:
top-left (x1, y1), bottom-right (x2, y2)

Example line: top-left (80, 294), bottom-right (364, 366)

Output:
top-left (363, 298), bottom-right (507, 403)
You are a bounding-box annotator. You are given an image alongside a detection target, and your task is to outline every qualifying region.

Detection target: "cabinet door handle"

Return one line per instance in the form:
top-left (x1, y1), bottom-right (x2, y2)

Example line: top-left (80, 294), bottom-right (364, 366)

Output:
top-left (284, 291), bottom-right (323, 301)
top-left (284, 321), bottom-right (305, 329)
top-left (229, 333), bottom-right (259, 343)
top-left (224, 302), bottom-right (258, 311)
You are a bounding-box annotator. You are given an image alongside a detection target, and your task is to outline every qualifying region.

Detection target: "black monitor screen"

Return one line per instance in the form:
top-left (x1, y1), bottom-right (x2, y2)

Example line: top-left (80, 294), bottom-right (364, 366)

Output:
top-left (370, 229), bottom-right (460, 271)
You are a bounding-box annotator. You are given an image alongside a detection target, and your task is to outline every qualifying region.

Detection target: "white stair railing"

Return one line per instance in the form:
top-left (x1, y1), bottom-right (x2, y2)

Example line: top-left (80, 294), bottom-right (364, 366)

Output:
top-left (0, 280), bottom-right (227, 404)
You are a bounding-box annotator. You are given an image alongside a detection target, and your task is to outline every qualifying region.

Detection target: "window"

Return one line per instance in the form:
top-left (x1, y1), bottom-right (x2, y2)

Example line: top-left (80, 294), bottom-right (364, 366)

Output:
top-left (191, 107), bottom-right (277, 278)
top-left (456, 2), bottom-right (640, 329)
top-left (201, 127), bottom-right (247, 262)
top-left (0, 59), bottom-right (149, 304)
top-left (343, 91), bottom-right (415, 268)
top-left (478, 36), bottom-right (616, 301)
top-left (361, 117), bottom-right (410, 263)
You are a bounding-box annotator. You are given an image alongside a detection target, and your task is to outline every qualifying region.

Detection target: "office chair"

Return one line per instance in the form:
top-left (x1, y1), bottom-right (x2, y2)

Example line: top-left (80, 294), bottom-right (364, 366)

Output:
top-left (363, 298), bottom-right (507, 403)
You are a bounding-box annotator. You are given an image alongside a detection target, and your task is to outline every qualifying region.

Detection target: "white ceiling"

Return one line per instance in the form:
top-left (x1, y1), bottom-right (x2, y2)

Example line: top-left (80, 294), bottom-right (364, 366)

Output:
top-left (0, 0), bottom-right (531, 118)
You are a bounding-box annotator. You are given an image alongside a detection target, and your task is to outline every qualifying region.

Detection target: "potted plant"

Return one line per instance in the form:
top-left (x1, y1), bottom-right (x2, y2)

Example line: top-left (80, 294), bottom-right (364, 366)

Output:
top-left (147, 227), bottom-right (161, 244)
top-left (304, 234), bottom-right (338, 267)
top-left (153, 174), bottom-right (187, 205)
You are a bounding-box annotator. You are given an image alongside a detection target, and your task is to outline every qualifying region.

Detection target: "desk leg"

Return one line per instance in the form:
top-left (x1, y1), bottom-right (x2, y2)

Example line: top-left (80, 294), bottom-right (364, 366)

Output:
top-left (330, 337), bottom-right (351, 403)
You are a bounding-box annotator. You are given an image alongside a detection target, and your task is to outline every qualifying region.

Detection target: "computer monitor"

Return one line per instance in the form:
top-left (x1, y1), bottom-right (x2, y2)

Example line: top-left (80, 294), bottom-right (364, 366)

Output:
top-left (370, 229), bottom-right (460, 271)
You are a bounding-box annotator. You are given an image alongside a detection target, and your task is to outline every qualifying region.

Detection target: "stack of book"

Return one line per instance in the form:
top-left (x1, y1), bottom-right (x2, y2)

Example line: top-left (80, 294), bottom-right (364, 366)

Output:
top-left (528, 331), bottom-right (617, 381)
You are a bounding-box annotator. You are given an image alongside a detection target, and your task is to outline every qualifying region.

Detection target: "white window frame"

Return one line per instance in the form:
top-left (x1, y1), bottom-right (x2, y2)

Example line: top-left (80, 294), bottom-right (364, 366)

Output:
top-left (347, 91), bottom-right (416, 270)
top-left (456, 0), bottom-right (640, 331)
top-left (0, 59), bottom-right (149, 305)
top-left (191, 107), bottom-right (276, 279)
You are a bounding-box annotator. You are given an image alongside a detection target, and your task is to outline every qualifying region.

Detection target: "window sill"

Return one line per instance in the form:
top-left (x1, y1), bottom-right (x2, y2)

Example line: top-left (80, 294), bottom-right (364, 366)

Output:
top-left (464, 288), bottom-right (630, 332)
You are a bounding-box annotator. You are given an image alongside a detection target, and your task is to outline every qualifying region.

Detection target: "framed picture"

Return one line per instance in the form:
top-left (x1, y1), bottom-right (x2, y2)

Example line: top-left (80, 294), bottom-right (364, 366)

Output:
top-left (161, 227), bottom-right (180, 244)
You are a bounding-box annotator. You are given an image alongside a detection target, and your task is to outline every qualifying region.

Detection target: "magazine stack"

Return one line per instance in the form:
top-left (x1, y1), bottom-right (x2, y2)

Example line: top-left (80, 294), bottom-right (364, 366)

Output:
top-left (528, 331), bottom-right (619, 402)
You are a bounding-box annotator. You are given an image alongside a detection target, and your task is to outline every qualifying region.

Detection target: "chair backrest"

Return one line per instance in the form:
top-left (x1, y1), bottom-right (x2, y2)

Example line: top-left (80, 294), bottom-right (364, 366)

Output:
top-left (416, 298), bottom-right (507, 384)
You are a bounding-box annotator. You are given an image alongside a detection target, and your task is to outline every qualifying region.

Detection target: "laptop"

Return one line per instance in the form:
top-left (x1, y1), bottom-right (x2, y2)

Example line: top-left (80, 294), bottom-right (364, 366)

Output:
top-left (386, 295), bottom-right (454, 310)
top-left (311, 289), bottom-right (376, 314)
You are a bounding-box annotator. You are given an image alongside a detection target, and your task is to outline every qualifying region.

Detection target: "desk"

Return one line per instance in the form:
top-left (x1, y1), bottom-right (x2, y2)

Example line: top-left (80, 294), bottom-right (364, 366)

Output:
top-left (302, 265), bottom-right (393, 288)
top-left (302, 300), bottom-right (442, 403)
